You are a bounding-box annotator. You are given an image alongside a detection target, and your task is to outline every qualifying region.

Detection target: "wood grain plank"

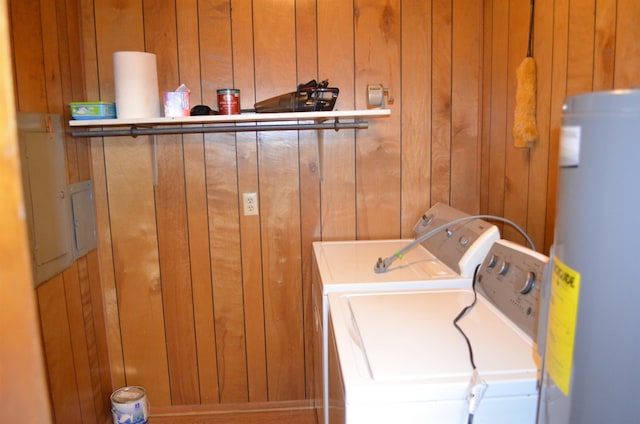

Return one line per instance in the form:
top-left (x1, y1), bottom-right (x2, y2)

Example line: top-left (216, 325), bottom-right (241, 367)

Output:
top-left (317, 0), bottom-right (357, 240)
top-left (144, 0), bottom-right (200, 405)
top-left (486, 0), bottom-right (509, 220)
top-left (253, 0), bottom-right (305, 401)
top-left (105, 135), bottom-right (171, 405)
top-left (206, 136), bottom-right (249, 403)
top-left (566, 0), bottom-right (596, 95)
top-left (354, 0), bottom-right (401, 239)
top-left (62, 263), bottom-right (99, 423)
top-left (40, 0), bottom-right (64, 114)
top-left (401, 1), bottom-right (432, 235)
top-left (295, 0), bottom-right (321, 399)
top-left (431, 0), bottom-right (453, 206)
top-left (94, 0), bottom-right (173, 405)
top-left (593, 0), bottom-right (616, 91)
top-left (199, 0), bottom-right (249, 404)
top-left (93, 0), bottom-right (145, 103)
top-left (502, 0), bottom-right (531, 245)
top-left (614, 0), bottom-right (640, 88)
top-left (0, 15), bottom-right (52, 418)
top-left (450, 0), bottom-right (482, 213)
top-left (231, 0), bottom-right (269, 403)
top-left (79, 0), bottom-right (100, 99)
top-left (544, 0), bottom-right (570, 252)
top-left (49, 0), bottom-right (80, 183)
top-left (177, 0), bottom-right (220, 405)
top-left (9, 0), bottom-right (48, 112)
top-left (526, 0), bottom-right (554, 253)
top-left (83, 251), bottom-right (113, 420)
top-left (480, 0), bottom-right (493, 214)
top-left (89, 137), bottom-right (126, 390)
top-left (37, 275), bottom-right (83, 423)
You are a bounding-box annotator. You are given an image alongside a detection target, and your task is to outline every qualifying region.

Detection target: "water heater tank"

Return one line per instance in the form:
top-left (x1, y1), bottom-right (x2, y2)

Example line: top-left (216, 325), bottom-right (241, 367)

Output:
top-left (538, 89), bottom-right (640, 423)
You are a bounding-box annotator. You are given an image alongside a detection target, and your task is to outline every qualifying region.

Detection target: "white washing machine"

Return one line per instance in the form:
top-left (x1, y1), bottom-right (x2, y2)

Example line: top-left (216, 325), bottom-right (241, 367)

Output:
top-left (327, 239), bottom-right (548, 424)
top-left (312, 203), bottom-right (501, 424)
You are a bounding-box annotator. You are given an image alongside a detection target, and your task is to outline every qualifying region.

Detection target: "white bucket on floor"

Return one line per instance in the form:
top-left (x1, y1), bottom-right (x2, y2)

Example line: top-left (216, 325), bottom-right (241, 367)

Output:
top-left (111, 386), bottom-right (149, 424)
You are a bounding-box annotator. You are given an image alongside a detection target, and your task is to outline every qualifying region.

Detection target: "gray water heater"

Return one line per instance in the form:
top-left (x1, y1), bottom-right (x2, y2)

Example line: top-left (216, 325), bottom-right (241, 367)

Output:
top-left (537, 89), bottom-right (640, 423)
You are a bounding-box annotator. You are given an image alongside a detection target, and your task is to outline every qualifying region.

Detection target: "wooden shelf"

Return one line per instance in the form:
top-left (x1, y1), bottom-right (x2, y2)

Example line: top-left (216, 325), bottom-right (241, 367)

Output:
top-left (68, 109), bottom-right (391, 137)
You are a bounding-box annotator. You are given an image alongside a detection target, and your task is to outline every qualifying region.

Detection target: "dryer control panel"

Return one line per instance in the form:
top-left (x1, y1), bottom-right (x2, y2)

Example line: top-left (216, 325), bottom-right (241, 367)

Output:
top-left (413, 203), bottom-right (500, 277)
top-left (477, 239), bottom-right (549, 340)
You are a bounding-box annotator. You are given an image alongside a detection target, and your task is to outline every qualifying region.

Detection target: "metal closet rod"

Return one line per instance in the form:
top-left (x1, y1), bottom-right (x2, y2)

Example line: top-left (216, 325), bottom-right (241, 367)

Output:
top-left (70, 120), bottom-right (369, 137)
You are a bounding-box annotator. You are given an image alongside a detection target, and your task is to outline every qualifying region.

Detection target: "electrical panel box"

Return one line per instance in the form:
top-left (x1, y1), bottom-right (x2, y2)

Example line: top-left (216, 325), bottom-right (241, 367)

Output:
top-left (17, 113), bottom-right (75, 286)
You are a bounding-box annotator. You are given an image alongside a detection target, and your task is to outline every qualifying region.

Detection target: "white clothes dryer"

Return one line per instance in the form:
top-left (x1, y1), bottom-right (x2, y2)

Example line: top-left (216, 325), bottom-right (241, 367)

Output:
top-left (327, 239), bottom-right (548, 424)
top-left (312, 203), bottom-right (500, 424)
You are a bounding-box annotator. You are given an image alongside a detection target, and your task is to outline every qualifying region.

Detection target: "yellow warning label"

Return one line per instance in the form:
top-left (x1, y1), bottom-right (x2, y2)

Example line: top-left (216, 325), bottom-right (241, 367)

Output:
top-left (544, 256), bottom-right (581, 396)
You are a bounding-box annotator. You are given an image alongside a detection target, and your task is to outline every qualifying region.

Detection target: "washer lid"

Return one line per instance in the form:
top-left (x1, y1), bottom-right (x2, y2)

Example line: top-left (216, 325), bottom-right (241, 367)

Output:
top-left (313, 240), bottom-right (464, 293)
top-left (329, 289), bottom-right (539, 404)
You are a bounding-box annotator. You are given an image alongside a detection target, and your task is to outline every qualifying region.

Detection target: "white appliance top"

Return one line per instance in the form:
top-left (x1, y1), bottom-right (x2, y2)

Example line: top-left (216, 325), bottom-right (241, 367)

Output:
top-left (328, 289), bottom-right (539, 405)
top-left (313, 240), bottom-right (469, 294)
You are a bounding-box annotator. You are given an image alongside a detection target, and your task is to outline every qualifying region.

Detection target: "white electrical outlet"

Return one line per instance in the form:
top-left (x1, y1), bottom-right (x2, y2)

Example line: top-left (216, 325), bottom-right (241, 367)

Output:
top-left (243, 192), bottom-right (259, 216)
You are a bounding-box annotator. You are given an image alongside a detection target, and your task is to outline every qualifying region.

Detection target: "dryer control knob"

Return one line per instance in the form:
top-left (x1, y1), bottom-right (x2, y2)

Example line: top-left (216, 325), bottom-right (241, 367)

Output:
top-left (498, 261), bottom-right (510, 276)
top-left (520, 271), bottom-right (536, 294)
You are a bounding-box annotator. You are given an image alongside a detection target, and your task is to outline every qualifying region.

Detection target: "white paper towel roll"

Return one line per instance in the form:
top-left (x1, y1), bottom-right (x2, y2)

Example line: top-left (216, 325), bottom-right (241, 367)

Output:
top-left (113, 51), bottom-right (160, 119)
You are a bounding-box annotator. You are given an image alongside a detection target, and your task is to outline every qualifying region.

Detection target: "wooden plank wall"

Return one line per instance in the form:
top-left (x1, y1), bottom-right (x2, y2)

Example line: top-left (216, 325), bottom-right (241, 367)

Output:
top-left (6, 0), bottom-right (640, 422)
top-left (80, 0), bottom-right (482, 414)
top-left (8, 0), bottom-right (112, 422)
top-left (482, 0), bottom-right (640, 253)
top-left (0, 0), bottom-right (52, 421)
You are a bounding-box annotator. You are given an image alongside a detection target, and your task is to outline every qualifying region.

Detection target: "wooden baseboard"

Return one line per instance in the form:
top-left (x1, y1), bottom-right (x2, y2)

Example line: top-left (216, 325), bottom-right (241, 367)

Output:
top-left (147, 400), bottom-right (317, 424)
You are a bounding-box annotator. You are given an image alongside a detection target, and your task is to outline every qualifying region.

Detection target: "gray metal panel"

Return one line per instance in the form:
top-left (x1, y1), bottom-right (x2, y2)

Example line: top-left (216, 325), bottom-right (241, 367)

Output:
top-left (17, 113), bottom-right (74, 286)
top-left (539, 89), bottom-right (640, 423)
top-left (69, 180), bottom-right (97, 257)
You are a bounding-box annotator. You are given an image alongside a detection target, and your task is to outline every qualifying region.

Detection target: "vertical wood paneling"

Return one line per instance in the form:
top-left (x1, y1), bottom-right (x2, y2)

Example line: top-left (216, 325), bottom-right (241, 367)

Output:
top-left (84, 251), bottom-right (113, 420)
top-left (106, 136), bottom-right (171, 404)
top-left (451, 0), bottom-right (483, 213)
top-left (89, 136), bottom-right (126, 390)
top-left (144, 0), bottom-right (201, 405)
top-left (480, 0), bottom-right (493, 214)
top-left (614, 0), bottom-right (640, 88)
top-left (593, 0), bottom-right (616, 91)
top-left (295, 0), bottom-right (321, 399)
top-left (593, 0), bottom-right (617, 91)
top-left (9, 0), bottom-right (111, 421)
top-left (401, 1), bottom-right (432, 235)
top-left (566, 0), bottom-right (596, 95)
top-left (431, 0), bottom-right (453, 205)
top-left (354, 0), bottom-right (401, 239)
top-left (38, 275), bottom-right (83, 423)
top-left (231, 0), bottom-right (268, 403)
top-left (485, 0), bottom-right (509, 219)
top-left (526, 0), bottom-right (554, 252)
top-left (543, 0), bottom-right (570, 250)
top-left (62, 263), bottom-right (98, 423)
top-left (200, 0), bottom-right (250, 404)
top-left (9, 0), bottom-right (47, 111)
top-left (40, 0), bottom-right (64, 113)
top-left (318, 0), bottom-right (356, 240)
top-left (94, 0), bottom-right (173, 405)
top-left (253, 0), bottom-right (305, 401)
top-left (1, 5), bottom-right (52, 417)
top-left (12, 1), bottom-right (640, 421)
top-left (177, 0), bottom-right (220, 405)
top-left (502, 0), bottom-right (531, 245)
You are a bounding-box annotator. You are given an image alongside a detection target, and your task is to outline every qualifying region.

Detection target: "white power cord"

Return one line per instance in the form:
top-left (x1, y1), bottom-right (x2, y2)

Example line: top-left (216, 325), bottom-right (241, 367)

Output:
top-left (467, 369), bottom-right (488, 422)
